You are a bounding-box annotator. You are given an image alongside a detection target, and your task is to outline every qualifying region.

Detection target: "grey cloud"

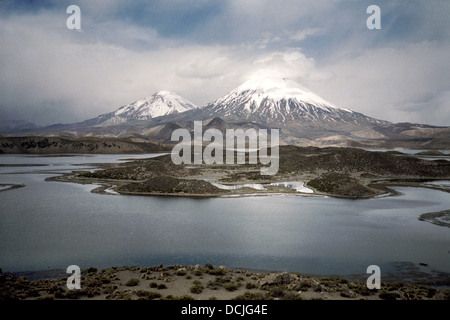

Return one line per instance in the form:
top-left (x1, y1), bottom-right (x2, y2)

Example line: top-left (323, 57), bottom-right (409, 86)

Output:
top-left (0, 1), bottom-right (449, 127)
top-left (309, 41), bottom-right (450, 125)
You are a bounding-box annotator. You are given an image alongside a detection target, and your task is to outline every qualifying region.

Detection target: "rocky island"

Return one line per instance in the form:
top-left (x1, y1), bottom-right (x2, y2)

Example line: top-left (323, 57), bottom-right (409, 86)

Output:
top-left (49, 145), bottom-right (450, 199)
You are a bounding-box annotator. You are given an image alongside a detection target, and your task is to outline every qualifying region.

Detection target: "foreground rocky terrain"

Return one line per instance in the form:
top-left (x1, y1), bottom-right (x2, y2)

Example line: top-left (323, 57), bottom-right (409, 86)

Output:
top-left (1, 264), bottom-right (449, 300)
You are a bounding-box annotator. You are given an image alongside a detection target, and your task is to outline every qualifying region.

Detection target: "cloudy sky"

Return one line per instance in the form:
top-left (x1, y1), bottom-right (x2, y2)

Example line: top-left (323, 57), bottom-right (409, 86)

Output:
top-left (0, 0), bottom-right (449, 126)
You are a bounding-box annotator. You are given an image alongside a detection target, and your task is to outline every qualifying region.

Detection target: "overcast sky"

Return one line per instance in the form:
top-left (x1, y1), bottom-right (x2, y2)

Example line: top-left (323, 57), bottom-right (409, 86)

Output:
top-left (0, 0), bottom-right (449, 126)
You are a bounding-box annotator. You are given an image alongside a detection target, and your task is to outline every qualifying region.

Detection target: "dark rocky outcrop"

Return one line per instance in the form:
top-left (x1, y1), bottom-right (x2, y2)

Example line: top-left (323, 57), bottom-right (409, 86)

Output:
top-left (0, 136), bottom-right (169, 154)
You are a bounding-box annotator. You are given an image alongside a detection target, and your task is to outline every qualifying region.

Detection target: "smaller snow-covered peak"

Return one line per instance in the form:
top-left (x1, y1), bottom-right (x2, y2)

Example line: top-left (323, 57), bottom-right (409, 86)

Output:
top-left (97, 91), bottom-right (198, 126)
top-left (149, 90), bottom-right (184, 102)
top-left (149, 91), bottom-right (198, 113)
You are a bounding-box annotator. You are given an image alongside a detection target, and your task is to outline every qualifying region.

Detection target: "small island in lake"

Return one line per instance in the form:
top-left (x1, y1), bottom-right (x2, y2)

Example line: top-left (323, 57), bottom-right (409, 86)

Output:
top-left (48, 145), bottom-right (450, 200)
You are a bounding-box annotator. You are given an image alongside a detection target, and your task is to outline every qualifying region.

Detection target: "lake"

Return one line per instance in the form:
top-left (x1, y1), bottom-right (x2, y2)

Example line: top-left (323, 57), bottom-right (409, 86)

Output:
top-left (0, 154), bottom-right (449, 280)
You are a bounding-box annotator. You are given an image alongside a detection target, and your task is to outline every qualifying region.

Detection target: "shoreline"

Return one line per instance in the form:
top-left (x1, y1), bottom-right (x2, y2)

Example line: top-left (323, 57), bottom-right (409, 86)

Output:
top-left (0, 183), bottom-right (26, 192)
top-left (47, 171), bottom-right (450, 200)
top-left (7, 260), bottom-right (450, 285)
top-left (419, 209), bottom-right (450, 228)
top-left (2, 263), bottom-right (449, 300)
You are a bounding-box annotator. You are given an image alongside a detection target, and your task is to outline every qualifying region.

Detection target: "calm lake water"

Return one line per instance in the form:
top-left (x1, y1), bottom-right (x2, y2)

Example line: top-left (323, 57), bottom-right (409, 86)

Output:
top-left (0, 154), bottom-right (449, 278)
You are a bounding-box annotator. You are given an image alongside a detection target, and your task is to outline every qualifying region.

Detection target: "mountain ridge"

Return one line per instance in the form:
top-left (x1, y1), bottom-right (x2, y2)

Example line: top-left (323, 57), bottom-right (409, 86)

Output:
top-left (2, 77), bottom-right (449, 149)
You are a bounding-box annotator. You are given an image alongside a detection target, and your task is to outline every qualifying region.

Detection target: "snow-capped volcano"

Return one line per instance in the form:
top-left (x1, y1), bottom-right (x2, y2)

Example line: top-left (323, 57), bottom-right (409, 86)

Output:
top-left (215, 77), bottom-right (346, 113)
top-left (91, 91), bottom-right (198, 127)
top-left (188, 77), bottom-right (363, 125)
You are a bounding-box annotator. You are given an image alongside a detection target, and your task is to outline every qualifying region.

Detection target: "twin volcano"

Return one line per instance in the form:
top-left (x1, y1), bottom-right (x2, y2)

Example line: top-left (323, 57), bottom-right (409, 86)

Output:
top-left (122, 77), bottom-right (393, 145)
top-left (94, 77), bottom-right (355, 126)
top-left (6, 77), bottom-right (450, 149)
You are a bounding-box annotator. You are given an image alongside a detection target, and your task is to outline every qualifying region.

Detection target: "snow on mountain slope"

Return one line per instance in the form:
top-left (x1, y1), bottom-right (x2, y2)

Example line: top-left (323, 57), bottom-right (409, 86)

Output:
top-left (94, 91), bottom-right (198, 126)
top-left (215, 77), bottom-right (346, 112)
top-left (195, 77), bottom-right (362, 125)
